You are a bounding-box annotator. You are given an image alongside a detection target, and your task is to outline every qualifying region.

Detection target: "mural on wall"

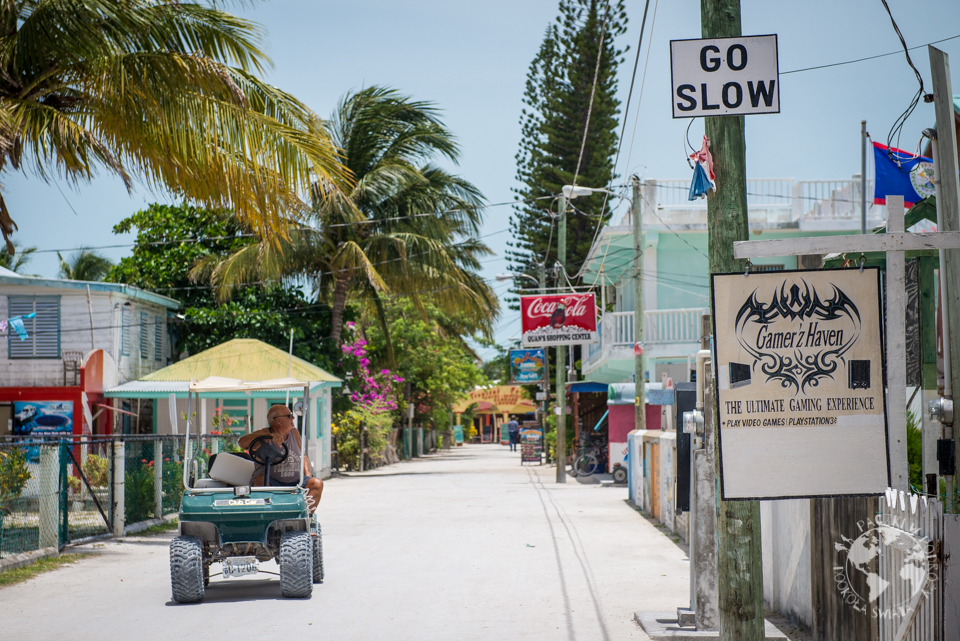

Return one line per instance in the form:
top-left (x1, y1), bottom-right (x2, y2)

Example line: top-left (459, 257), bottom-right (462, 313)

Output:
top-left (13, 401), bottom-right (73, 436)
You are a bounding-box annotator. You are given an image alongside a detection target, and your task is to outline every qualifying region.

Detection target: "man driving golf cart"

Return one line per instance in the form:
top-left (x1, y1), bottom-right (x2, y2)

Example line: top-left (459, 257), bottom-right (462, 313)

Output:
top-left (170, 377), bottom-right (324, 603)
top-left (238, 404), bottom-right (324, 513)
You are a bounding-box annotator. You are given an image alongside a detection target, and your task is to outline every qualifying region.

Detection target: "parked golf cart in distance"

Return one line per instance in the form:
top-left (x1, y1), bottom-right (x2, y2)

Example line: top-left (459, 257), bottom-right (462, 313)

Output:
top-left (169, 377), bottom-right (323, 603)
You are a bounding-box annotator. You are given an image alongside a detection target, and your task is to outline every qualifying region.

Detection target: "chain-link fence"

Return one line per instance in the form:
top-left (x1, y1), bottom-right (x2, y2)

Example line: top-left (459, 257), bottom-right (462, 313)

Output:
top-left (0, 432), bottom-right (285, 558)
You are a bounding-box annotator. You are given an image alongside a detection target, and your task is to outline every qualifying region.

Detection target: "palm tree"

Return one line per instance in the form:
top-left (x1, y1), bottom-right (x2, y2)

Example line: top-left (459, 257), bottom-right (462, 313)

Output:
top-left (0, 242), bottom-right (37, 274)
top-left (57, 248), bottom-right (113, 281)
top-left (0, 0), bottom-right (349, 255)
top-left (195, 87), bottom-right (499, 362)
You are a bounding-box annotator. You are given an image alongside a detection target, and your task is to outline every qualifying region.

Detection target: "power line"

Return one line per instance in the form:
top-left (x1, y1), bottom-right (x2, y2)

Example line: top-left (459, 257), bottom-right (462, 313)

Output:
top-left (30, 196), bottom-right (545, 256)
top-left (781, 33), bottom-right (960, 75)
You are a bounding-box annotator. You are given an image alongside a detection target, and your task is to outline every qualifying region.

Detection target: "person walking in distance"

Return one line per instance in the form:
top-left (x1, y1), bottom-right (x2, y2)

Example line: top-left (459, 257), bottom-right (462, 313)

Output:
top-left (506, 415), bottom-right (520, 452)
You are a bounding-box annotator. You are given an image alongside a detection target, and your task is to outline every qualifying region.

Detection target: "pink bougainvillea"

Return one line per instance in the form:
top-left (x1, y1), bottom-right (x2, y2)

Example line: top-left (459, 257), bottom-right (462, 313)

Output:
top-left (341, 325), bottom-right (400, 412)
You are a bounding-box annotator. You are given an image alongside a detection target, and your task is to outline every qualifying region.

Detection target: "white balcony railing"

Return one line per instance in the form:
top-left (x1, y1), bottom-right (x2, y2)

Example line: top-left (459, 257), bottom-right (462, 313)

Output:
top-left (616, 178), bottom-right (885, 228)
top-left (586, 308), bottom-right (707, 366)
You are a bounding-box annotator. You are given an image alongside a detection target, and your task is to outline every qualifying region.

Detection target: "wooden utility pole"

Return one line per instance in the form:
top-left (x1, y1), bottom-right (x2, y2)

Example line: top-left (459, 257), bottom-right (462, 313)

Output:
top-left (633, 177), bottom-right (646, 431)
top-left (556, 193), bottom-right (568, 483)
top-left (701, 0), bottom-right (764, 638)
top-left (929, 46), bottom-right (960, 508)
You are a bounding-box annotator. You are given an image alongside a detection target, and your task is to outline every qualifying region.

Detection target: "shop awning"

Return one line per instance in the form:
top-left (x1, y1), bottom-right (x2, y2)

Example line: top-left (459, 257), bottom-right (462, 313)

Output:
top-left (565, 380), bottom-right (609, 393)
top-left (607, 382), bottom-right (674, 406)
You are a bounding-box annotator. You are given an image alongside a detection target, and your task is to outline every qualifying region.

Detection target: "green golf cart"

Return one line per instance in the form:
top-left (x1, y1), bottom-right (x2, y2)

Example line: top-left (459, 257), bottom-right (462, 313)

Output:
top-left (169, 377), bottom-right (323, 603)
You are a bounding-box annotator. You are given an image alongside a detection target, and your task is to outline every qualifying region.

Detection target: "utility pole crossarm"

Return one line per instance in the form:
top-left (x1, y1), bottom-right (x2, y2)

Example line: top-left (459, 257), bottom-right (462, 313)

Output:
top-left (733, 232), bottom-right (960, 260)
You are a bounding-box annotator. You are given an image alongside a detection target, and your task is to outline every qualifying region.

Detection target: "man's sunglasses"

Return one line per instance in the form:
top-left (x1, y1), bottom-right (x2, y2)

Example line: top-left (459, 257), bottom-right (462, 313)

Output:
top-left (273, 413), bottom-right (296, 420)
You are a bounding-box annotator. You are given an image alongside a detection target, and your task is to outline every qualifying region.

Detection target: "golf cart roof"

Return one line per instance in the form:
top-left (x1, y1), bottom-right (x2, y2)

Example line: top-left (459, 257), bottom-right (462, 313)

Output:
top-left (188, 376), bottom-right (309, 393)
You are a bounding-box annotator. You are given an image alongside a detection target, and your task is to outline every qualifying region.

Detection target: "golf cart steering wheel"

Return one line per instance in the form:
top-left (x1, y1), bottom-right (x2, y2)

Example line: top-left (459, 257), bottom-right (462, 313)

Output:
top-left (248, 434), bottom-right (289, 467)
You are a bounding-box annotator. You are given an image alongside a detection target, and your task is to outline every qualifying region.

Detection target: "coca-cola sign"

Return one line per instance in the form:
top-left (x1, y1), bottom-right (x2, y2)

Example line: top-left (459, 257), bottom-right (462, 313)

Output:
top-left (520, 293), bottom-right (598, 347)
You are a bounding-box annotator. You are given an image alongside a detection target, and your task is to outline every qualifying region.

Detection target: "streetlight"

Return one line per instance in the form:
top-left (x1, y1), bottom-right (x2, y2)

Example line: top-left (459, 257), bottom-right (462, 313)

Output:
top-left (562, 185), bottom-right (614, 199)
top-left (496, 272), bottom-right (540, 286)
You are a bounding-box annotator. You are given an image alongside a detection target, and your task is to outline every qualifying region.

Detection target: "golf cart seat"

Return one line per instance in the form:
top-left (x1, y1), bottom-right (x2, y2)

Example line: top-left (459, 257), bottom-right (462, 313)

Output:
top-left (194, 478), bottom-right (231, 488)
top-left (208, 452), bottom-right (255, 486)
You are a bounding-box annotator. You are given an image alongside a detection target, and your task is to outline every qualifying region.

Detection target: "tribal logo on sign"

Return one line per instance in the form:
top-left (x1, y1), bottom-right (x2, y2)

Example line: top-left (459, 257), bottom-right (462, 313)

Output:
top-left (734, 280), bottom-right (862, 394)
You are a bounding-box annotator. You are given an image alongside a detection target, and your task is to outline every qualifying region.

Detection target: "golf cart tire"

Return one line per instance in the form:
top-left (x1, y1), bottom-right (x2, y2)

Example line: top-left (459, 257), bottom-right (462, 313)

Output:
top-left (170, 535), bottom-right (205, 603)
top-left (612, 466), bottom-right (628, 484)
top-left (280, 531), bottom-right (313, 598)
top-left (313, 523), bottom-right (324, 583)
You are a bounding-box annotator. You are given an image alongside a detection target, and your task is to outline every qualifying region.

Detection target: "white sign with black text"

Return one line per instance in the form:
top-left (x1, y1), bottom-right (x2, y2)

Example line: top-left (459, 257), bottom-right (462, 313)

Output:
top-left (712, 268), bottom-right (889, 500)
top-left (670, 34), bottom-right (779, 118)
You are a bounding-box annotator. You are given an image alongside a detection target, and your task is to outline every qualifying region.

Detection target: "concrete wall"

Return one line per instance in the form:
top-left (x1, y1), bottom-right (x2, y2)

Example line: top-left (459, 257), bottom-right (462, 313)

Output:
top-left (761, 499), bottom-right (813, 629)
top-left (0, 287), bottom-right (169, 387)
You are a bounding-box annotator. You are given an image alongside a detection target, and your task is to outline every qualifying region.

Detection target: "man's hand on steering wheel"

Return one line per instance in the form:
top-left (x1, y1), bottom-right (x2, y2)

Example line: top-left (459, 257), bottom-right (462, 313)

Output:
top-left (248, 434), bottom-right (289, 466)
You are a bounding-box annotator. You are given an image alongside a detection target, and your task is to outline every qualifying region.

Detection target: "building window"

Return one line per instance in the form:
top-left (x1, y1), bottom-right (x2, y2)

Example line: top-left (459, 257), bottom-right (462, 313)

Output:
top-left (752, 264), bottom-right (785, 273)
top-left (120, 307), bottom-right (132, 356)
top-left (8, 296), bottom-right (60, 359)
top-left (154, 316), bottom-right (163, 361)
top-left (140, 312), bottom-right (149, 357)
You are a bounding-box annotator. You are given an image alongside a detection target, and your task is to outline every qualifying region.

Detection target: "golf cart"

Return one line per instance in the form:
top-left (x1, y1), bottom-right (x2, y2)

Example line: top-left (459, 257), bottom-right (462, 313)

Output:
top-left (169, 377), bottom-right (323, 603)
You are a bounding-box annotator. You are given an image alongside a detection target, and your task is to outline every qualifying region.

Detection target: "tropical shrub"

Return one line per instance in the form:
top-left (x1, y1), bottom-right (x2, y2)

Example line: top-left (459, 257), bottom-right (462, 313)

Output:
top-left (0, 448), bottom-right (31, 513)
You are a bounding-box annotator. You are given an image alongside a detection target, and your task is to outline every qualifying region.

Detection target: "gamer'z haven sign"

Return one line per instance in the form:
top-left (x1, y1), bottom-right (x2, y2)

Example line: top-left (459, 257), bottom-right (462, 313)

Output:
top-left (711, 268), bottom-right (889, 500)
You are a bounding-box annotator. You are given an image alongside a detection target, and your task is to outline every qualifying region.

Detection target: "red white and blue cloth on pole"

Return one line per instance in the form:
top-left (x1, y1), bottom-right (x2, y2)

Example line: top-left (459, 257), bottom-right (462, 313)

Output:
top-left (2, 312), bottom-right (35, 341)
top-left (872, 141), bottom-right (941, 208)
top-left (688, 135), bottom-right (715, 201)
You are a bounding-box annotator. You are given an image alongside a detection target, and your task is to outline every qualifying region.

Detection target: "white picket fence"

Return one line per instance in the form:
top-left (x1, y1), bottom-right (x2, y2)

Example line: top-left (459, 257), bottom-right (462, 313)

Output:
top-left (878, 488), bottom-right (943, 641)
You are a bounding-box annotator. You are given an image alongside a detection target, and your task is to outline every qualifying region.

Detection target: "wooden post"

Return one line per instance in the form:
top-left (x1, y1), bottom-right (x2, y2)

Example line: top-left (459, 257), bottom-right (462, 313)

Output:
top-left (633, 177), bottom-right (646, 433)
top-left (556, 193), bottom-right (567, 483)
top-left (886, 196), bottom-right (909, 491)
top-left (701, 1), bottom-right (764, 638)
top-left (929, 45), bottom-right (960, 509)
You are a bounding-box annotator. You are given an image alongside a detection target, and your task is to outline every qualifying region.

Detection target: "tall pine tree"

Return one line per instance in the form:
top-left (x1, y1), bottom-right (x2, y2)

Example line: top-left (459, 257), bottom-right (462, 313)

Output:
top-left (507, 0), bottom-right (628, 306)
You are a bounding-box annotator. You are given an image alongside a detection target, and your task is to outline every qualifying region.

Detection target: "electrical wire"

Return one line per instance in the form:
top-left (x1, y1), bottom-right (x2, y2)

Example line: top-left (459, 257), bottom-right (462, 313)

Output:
top-left (879, 0), bottom-right (930, 165)
top-left (30, 195), bottom-right (551, 255)
top-left (571, 0), bottom-right (612, 189)
top-left (781, 33), bottom-right (960, 75)
top-left (575, 0), bottom-right (655, 282)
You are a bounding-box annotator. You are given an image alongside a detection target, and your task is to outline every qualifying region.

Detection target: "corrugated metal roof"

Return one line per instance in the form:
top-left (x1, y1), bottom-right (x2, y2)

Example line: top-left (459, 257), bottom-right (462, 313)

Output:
top-left (0, 274), bottom-right (179, 309)
top-left (142, 339), bottom-right (340, 383)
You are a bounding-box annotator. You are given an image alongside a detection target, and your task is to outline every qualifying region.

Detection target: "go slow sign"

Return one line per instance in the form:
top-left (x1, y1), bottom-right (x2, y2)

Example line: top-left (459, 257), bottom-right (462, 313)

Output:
top-left (670, 35), bottom-right (779, 119)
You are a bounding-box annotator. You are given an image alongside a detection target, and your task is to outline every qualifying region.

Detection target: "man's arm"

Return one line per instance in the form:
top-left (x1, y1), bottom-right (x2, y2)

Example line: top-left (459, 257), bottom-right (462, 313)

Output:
top-left (238, 427), bottom-right (272, 450)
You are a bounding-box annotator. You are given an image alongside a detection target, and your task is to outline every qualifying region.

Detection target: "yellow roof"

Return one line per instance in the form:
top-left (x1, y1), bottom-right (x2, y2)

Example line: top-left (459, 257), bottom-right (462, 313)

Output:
top-left (143, 339), bottom-right (339, 383)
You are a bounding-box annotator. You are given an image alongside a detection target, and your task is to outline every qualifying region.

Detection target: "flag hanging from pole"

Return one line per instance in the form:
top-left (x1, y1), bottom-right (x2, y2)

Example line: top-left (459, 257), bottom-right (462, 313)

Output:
top-left (873, 142), bottom-right (936, 208)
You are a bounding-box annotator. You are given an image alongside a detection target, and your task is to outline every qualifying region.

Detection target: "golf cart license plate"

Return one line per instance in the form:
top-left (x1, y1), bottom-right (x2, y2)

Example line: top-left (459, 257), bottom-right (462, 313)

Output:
top-left (223, 557), bottom-right (259, 578)
top-left (213, 498), bottom-right (269, 506)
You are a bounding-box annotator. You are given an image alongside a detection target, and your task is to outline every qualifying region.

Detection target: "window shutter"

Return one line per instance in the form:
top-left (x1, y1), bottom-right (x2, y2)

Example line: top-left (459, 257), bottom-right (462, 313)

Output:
top-left (7, 296), bottom-right (60, 358)
top-left (154, 316), bottom-right (163, 361)
top-left (140, 312), bottom-right (149, 357)
top-left (121, 308), bottom-right (131, 356)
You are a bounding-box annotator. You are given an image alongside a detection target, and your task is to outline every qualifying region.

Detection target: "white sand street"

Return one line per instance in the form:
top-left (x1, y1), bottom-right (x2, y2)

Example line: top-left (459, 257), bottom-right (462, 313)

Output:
top-left (1, 444), bottom-right (692, 641)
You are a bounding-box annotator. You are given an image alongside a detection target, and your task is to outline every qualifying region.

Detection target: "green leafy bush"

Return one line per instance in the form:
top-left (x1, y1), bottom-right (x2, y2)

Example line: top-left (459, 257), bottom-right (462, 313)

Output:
top-left (82, 454), bottom-right (109, 488)
top-left (0, 448), bottom-right (31, 513)
top-left (125, 465), bottom-right (155, 525)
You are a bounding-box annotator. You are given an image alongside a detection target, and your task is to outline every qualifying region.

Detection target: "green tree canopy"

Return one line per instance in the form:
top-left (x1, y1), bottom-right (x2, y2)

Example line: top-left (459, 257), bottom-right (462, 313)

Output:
top-left (507, 0), bottom-right (628, 307)
top-left (0, 0), bottom-right (349, 253)
top-left (196, 86), bottom-right (499, 360)
top-left (0, 242), bottom-right (37, 275)
top-left (57, 248), bottom-right (113, 281)
top-left (106, 202), bottom-right (346, 370)
top-left (365, 299), bottom-right (485, 429)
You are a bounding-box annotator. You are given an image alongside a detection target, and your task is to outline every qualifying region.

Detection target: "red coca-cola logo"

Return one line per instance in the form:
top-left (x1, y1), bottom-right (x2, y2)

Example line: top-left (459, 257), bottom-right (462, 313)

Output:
top-left (525, 296), bottom-right (590, 319)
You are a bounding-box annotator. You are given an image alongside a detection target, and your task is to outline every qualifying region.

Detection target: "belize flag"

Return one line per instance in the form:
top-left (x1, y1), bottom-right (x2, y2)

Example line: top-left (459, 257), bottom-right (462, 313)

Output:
top-left (873, 142), bottom-right (936, 208)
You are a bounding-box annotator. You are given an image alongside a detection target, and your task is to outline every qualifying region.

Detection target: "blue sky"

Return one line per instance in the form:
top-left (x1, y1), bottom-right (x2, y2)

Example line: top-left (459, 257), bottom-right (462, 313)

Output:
top-left (6, 0), bottom-right (960, 360)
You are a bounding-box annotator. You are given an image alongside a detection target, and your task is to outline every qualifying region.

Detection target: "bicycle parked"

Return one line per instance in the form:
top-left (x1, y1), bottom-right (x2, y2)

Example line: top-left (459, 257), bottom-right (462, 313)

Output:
top-left (572, 433), bottom-right (608, 477)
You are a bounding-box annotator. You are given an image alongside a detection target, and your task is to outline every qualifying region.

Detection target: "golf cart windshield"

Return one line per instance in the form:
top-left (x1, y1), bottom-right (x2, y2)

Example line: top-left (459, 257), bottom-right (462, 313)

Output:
top-left (182, 376), bottom-right (311, 492)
